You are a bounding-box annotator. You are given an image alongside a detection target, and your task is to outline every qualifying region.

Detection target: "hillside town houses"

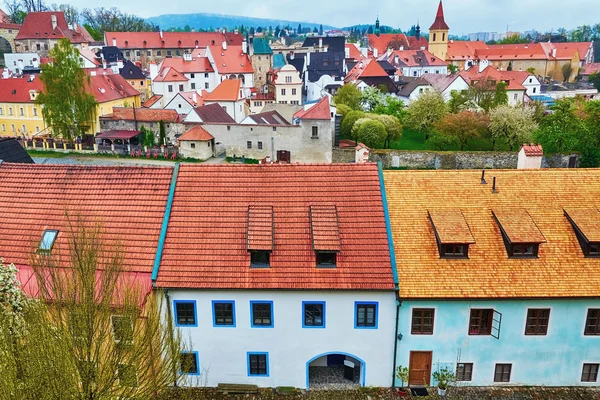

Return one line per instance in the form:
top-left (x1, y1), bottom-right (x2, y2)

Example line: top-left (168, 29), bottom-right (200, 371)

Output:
top-left (1, 0), bottom-right (600, 395)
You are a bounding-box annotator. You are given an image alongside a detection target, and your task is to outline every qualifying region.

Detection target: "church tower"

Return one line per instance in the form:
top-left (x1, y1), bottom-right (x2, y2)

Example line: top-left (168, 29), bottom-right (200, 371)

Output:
top-left (375, 14), bottom-right (381, 37)
top-left (428, 1), bottom-right (449, 61)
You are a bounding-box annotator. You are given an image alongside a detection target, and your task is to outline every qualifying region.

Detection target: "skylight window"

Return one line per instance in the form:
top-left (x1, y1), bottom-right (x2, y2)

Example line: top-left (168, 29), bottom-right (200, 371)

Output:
top-left (428, 210), bottom-right (475, 259)
top-left (38, 229), bottom-right (58, 252)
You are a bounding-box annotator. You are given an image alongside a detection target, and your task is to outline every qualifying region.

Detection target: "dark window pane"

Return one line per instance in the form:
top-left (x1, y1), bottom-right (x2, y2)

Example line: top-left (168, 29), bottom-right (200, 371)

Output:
top-left (112, 316), bottom-right (133, 343)
top-left (585, 309), bottom-right (600, 335)
top-left (317, 252), bottom-right (336, 267)
top-left (251, 251), bottom-right (270, 267)
top-left (356, 304), bottom-right (377, 327)
top-left (304, 303), bottom-right (324, 326)
top-left (469, 309), bottom-right (492, 335)
top-left (525, 309), bottom-right (550, 335)
top-left (176, 302), bottom-right (196, 325)
top-left (214, 302), bottom-right (234, 326)
top-left (249, 354), bottom-right (267, 375)
top-left (252, 303), bottom-right (272, 326)
top-left (494, 364), bottom-right (511, 382)
top-left (411, 309), bottom-right (434, 334)
top-left (456, 363), bottom-right (473, 381)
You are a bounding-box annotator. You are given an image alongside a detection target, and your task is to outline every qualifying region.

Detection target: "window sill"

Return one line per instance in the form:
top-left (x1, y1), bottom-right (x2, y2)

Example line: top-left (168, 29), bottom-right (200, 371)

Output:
top-left (311, 136), bottom-right (319, 139)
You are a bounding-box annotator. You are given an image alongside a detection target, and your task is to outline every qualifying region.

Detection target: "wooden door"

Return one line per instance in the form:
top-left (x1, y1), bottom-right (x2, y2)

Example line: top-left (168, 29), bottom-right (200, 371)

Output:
top-left (277, 150), bottom-right (291, 163)
top-left (409, 351), bottom-right (432, 386)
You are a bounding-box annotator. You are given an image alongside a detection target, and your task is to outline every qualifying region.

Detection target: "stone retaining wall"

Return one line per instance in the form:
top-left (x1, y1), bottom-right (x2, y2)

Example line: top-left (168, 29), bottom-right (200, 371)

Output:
top-left (368, 149), bottom-right (578, 170)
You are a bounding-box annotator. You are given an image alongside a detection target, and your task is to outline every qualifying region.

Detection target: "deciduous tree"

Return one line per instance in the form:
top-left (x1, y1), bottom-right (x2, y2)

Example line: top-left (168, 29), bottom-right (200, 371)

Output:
top-left (435, 111), bottom-right (489, 150)
top-left (356, 119), bottom-right (387, 148)
top-left (360, 86), bottom-right (385, 111)
top-left (340, 110), bottom-right (365, 138)
top-left (370, 114), bottom-right (402, 148)
top-left (405, 90), bottom-right (448, 140)
top-left (333, 84), bottom-right (362, 110)
top-left (489, 105), bottom-right (538, 150)
top-left (37, 39), bottom-right (97, 141)
top-left (534, 98), bottom-right (588, 153)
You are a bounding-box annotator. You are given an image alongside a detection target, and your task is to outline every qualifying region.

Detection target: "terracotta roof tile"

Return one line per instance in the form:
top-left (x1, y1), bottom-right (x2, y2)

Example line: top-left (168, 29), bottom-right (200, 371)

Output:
top-left (204, 79), bottom-right (242, 102)
top-left (208, 45), bottom-right (253, 74)
top-left (178, 125), bottom-right (213, 141)
top-left (564, 208), bottom-right (600, 242)
top-left (293, 96), bottom-right (330, 120)
top-left (156, 163), bottom-right (393, 290)
top-left (0, 163), bottom-right (173, 274)
top-left (428, 210), bottom-right (475, 244)
top-left (191, 103), bottom-right (235, 123)
top-left (16, 12), bottom-right (92, 43)
top-left (154, 67), bottom-right (188, 82)
top-left (581, 63), bottom-right (600, 76)
top-left (492, 209), bottom-right (546, 244)
top-left (384, 169), bottom-right (600, 299)
top-left (521, 143), bottom-right (543, 157)
top-left (310, 205), bottom-right (341, 252)
top-left (105, 31), bottom-right (242, 49)
top-left (101, 107), bottom-right (182, 123)
top-left (247, 205), bottom-right (274, 251)
top-left (160, 57), bottom-right (214, 73)
top-left (142, 94), bottom-right (162, 108)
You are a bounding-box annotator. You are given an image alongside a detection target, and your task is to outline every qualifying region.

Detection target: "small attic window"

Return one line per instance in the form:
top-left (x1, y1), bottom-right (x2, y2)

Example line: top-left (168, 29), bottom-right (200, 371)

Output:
top-left (428, 210), bottom-right (475, 259)
top-left (38, 229), bottom-right (58, 252)
top-left (250, 251), bottom-right (270, 267)
top-left (310, 205), bottom-right (341, 268)
top-left (316, 252), bottom-right (336, 268)
top-left (492, 209), bottom-right (545, 258)
top-left (564, 208), bottom-right (600, 258)
top-left (247, 205), bottom-right (274, 268)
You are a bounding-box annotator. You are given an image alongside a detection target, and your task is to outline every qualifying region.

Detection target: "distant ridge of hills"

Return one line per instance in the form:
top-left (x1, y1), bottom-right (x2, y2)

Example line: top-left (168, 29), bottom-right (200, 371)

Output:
top-left (146, 13), bottom-right (338, 31)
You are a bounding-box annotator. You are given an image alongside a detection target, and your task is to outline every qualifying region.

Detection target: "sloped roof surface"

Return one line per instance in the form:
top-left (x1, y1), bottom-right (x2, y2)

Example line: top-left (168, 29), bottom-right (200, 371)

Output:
top-left (101, 107), bottom-right (182, 123)
top-left (252, 38), bottom-right (273, 55)
top-left (204, 78), bottom-right (242, 102)
top-left (192, 103), bottom-right (236, 123)
top-left (155, 163), bottom-right (393, 290)
top-left (0, 138), bottom-right (34, 163)
top-left (0, 163), bottom-right (172, 274)
top-left (384, 169), bottom-right (600, 299)
top-left (178, 125), bottom-right (214, 141)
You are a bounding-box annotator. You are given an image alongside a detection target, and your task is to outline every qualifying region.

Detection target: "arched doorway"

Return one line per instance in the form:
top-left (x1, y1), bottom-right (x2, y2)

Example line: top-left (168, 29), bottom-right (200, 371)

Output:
top-left (306, 352), bottom-right (365, 389)
top-left (0, 36), bottom-right (12, 67)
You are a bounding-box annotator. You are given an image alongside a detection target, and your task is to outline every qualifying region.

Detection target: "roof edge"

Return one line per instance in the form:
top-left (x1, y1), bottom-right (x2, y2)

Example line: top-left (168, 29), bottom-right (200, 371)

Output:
top-left (152, 162), bottom-right (179, 282)
top-left (378, 161), bottom-right (399, 290)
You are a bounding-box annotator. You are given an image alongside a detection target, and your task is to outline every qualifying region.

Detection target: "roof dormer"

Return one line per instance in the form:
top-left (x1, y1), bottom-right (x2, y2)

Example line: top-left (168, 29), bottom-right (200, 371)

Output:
top-left (428, 210), bottom-right (475, 259)
top-left (564, 208), bottom-right (600, 257)
top-left (247, 205), bottom-right (273, 268)
top-left (492, 209), bottom-right (546, 258)
top-left (310, 205), bottom-right (341, 268)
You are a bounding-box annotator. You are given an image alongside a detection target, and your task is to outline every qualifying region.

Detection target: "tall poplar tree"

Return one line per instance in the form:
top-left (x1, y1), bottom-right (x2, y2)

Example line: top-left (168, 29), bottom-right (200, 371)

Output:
top-left (36, 39), bottom-right (97, 141)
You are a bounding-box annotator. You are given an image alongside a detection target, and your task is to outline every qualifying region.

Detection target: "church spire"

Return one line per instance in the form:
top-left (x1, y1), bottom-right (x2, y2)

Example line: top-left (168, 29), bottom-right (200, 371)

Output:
top-left (375, 12), bottom-right (381, 37)
top-left (429, 0), bottom-right (449, 31)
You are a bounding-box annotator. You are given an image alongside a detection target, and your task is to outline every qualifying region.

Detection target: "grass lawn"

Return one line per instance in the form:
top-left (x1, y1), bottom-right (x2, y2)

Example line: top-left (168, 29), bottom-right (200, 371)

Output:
top-left (26, 149), bottom-right (70, 158)
top-left (386, 129), bottom-right (510, 152)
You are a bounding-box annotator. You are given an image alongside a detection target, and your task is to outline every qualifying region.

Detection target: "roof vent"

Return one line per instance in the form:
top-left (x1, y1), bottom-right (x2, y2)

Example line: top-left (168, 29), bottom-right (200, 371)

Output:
top-left (480, 169), bottom-right (487, 184)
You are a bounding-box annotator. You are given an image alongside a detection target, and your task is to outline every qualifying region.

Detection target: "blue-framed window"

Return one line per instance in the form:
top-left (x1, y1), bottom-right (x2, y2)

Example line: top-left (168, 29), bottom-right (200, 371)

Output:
top-left (355, 301), bottom-right (378, 329)
top-left (174, 300), bottom-right (197, 327)
top-left (250, 301), bottom-right (274, 328)
top-left (302, 301), bottom-right (326, 328)
top-left (247, 352), bottom-right (269, 376)
top-left (212, 300), bottom-right (236, 327)
top-left (180, 351), bottom-right (200, 375)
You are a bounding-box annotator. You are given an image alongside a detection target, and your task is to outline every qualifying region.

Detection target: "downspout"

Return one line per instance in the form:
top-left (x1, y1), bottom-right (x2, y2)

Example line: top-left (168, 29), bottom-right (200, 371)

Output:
top-left (377, 161), bottom-right (400, 388)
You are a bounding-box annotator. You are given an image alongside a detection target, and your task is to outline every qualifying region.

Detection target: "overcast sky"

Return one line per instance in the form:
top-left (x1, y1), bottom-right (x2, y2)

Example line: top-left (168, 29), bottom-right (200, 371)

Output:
top-left (46, 0), bottom-right (600, 33)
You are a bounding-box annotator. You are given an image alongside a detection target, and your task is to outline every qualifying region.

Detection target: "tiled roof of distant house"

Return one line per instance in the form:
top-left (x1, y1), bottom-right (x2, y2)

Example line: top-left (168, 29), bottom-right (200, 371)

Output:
top-left (306, 51), bottom-right (345, 82)
top-left (0, 163), bottom-right (172, 274)
top-left (521, 143), bottom-right (543, 157)
top-left (385, 168), bottom-right (600, 298)
top-left (105, 31), bottom-right (242, 49)
top-left (581, 63), bottom-right (600, 76)
top-left (459, 66), bottom-right (526, 91)
top-left (207, 45), bottom-right (253, 74)
top-left (87, 74), bottom-right (139, 103)
top-left (154, 163), bottom-right (394, 290)
top-left (101, 107), bottom-right (182, 123)
top-left (204, 79), bottom-right (242, 102)
top-left (154, 67), bottom-right (188, 82)
top-left (142, 94), bottom-right (162, 108)
top-left (191, 103), bottom-right (236, 123)
top-left (294, 96), bottom-right (330, 120)
top-left (246, 110), bottom-right (290, 125)
top-left (367, 33), bottom-right (429, 55)
top-left (345, 43), bottom-right (366, 61)
top-left (120, 60), bottom-right (146, 80)
top-left (178, 125), bottom-right (214, 141)
top-left (302, 36), bottom-right (345, 52)
top-left (381, 49), bottom-right (447, 68)
top-left (421, 73), bottom-right (466, 92)
top-left (16, 11), bottom-right (93, 43)
top-left (272, 53), bottom-right (286, 69)
top-left (0, 76), bottom-right (44, 103)
top-left (160, 56), bottom-right (214, 73)
top-left (397, 77), bottom-right (432, 97)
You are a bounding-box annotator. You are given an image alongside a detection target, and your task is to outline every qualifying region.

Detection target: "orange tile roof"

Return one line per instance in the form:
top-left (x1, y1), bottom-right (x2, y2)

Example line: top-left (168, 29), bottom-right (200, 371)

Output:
top-left (294, 96), bottom-right (330, 120)
top-left (459, 66), bottom-right (526, 91)
top-left (310, 205), bottom-right (342, 252)
top-left (88, 74), bottom-right (139, 103)
top-left (160, 56), bottom-right (214, 73)
top-left (178, 125), bottom-right (213, 142)
top-left (345, 59), bottom-right (389, 82)
top-left (142, 94), bottom-right (162, 108)
top-left (428, 210), bottom-right (475, 244)
top-left (247, 205), bottom-right (274, 251)
top-left (101, 107), bottom-right (182, 123)
top-left (446, 40), bottom-right (488, 60)
top-left (521, 143), bottom-right (543, 156)
top-left (204, 78), bottom-right (242, 102)
top-left (155, 163), bottom-right (393, 290)
top-left (492, 209), bottom-right (546, 244)
top-left (555, 42), bottom-right (591, 61)
top-left (154, 66), bottom-right (188, 82)
top-left (564, 208), bottom-right (600, 242)
top-left (208, 45), bottom-right (253, 74)
top-left (105, 31), bottom-right (242, 49)
top-left (345, 43), bottom-right (366, 61)
top-left (0, 163), bottom-right (173, 274)
top-left (381, 49), bottom-right (447, 68)
top-left (384, 169), bottom-right (600, 299)
top-left (581, 63), bottom-right (600, 76)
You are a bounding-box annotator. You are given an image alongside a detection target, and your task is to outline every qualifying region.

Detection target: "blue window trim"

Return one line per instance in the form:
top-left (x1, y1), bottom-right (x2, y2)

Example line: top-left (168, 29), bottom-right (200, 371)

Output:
top-left (173, 300), bottom-right (198, 327)
top-left (302, 301), bottom-right (326, 329)
top-left (179, 351), bottom-right (200, 376)
top-left (247, 352), bottom-right (269, 377)
top-left (250, 300), bottom-right (274, 328)
top-left (212, 300), bottom-right (236, 327)
top-left (354, 301), bottom-right (379, 329)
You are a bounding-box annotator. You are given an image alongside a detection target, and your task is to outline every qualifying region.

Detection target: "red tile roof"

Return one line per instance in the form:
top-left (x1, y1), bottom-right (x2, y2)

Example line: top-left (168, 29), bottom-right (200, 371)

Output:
top-left (0, 22), bottom-right (21, 29)
top-left (310, 205), bottom-right (342, 252)
top-left (446, 40), bottom-right (488, 60)
top-left (430, 1), bottom-right (449, 30)
top-left (581, 63), bottom-right (600, 76)
top-left (345, 59), bottom-right (389, 83)
top-left (155, 163), bottom-right (394, 290)
top-left (16, 12), bottom-right (93, 43)
top-left (160, 56), bottom-right (214, 73)
top-left (558, 42), bottom-right (592, 61)
top-left (178, 125), bottom-right (214, 141)
top-left (204, 78), bottom-right (242, 102)
top-left (521, 143), bottom-right (543, 157)
top-left (208, 45), bottom-right (253, 74)
top-left (381, 49), bottom-right (447, 68)
top-left (0, 76), bottom-right (43, 103)
top-left (459, 66), bottom-right (526, 91)
top-left (87, 74), bottom-right (139, 103)
top-left (345, 43), bottom-right (366, 61)
top-left (0, 163), bottom-right (173, 274)
top-left (154, 67), bottom-right (188, 82)
top-left (101, 107), bottom-right (182, 123)
top-left (367, 34), bottom-right (427, 55)
top-left (247, 205), bottom-right (274, 251)
top-left (142, 94), bottom-right (162, 107)
top-left (105, 31), bottom-right (243, 49)
top-left (293, 96), bottom-right (330, 120)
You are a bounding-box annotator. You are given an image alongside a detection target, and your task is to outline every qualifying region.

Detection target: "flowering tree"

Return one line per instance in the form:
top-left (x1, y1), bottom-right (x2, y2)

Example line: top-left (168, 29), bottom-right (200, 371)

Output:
top-left (0, 258), bottom-right (29, 334)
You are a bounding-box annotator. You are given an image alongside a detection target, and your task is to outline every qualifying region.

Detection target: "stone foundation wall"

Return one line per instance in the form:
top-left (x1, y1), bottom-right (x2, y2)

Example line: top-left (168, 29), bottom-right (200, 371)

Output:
top-left (332, 148), bottom-right (355, 163)
top-left (369, 149), bottom-right (579, 170)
